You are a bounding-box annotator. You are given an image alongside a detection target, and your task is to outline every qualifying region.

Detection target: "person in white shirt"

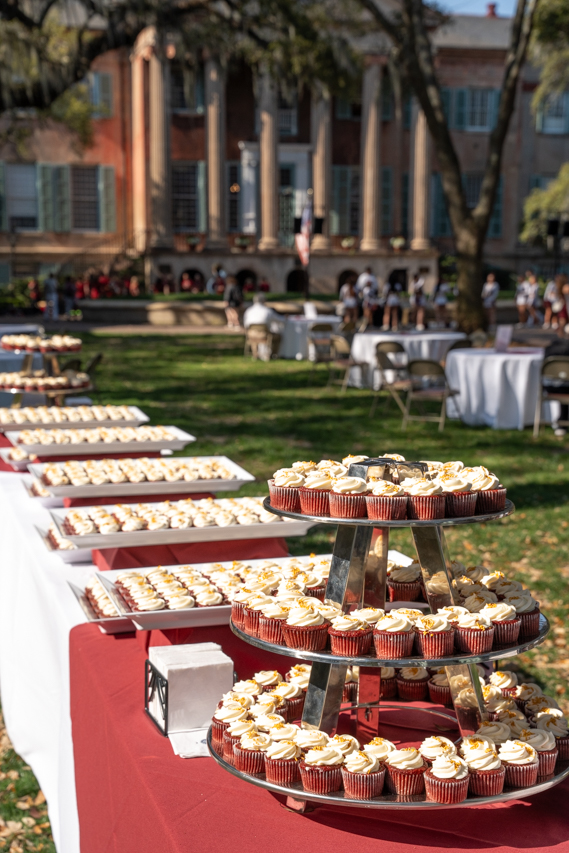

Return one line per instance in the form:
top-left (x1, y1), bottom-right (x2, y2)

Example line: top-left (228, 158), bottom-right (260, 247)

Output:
top-left (355, 267), bottom-right (378, 297)
top-left (515, 273), bottom-right (530, 326)
top-left (525, 273), bottom-right (541, 327)
top-left (481, 272), bottom-right (500, 328)
top-left (243, 294), bottom-right (282, 333)
top-left (409, 273), bottom-right (426, 330)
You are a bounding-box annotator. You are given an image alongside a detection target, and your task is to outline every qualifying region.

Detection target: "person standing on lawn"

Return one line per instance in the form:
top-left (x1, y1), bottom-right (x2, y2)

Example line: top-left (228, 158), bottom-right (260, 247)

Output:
top-left (224, 275), bottom-right (243, 329)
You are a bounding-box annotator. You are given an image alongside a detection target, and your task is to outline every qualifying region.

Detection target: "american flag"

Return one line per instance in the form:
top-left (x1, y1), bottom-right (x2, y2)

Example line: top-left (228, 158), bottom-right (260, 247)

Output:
top-left (295, 196), bottom-right (313, 267)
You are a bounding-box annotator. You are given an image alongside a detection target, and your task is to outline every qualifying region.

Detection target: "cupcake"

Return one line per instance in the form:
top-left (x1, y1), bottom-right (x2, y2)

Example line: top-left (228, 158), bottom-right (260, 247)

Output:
top-left (437, 605), bottom-right (469, 626)
top-left (396, 666), bottom-right (430, 701)
top-left (254, 713), bottom-right (286, 732)
top-left (428, 670), bottom-right (452, 706)
top-left (298, 470), bottom-right (333, 517)
top-left (231, 588), bottom-right (256, 629)
top-left (286, 664), bottom-right (311, 686)
top-left (234, 732), bottom-right (273, 776)
top-left (384, 748), bottom-right (426, 795)
top-left (423, 571), bottom-right (455, 612)
top-left (403, 478), bottom-right (446, 520)
top-left (488, 670), bottom-right (519, 697)
top-left (281, 605), bottom-right (329, 651)
top-left (268, 469), bottom-right (304, 512)
top-left (365, 480), bottom-right (408, 521)
top-left (480, 602), bottom-right (520, 646)
top-left (211, 702), bottom-right (249, 744)
top-left (467, 466), bottom-right (507, 514)
top-left (328, 476), bottom-right (368, 519)
top-left (424, 754), bottom-right (469, 803)
top-left (455, 612), bottom-right (495, 654)
top-left (498, 740), bottom-right (539, 787)
top-left (387, 563), bottom-right (422, 603)
top-left (299, 746), bottom-right (344, 793)
top-left (328, 734), bottom-right (360, 757)
top-left (342, 750), bottom-right (386, 799)
top-left (295, 728), bottom-right (329, 752)
top-left (328, 614), bottom-right (373, 656)
top-left (269, 681), bottom-right (305, 722)
top-left (351, 607), bottom-right (385, 626)
top-left (243, 594), bottom-right (273, 637)
top-left (222, 719), bottom-right (258, 764)
top-left (461, 739), bottom-right (505, 795)
top-left (379, 666), bottom-right (398, 699)
top-left (535, 714), bottom-right (569, 760)
top-left (373, 612), bottom-right (414, 659)
top-left (435, 472), bottom-right (477, 518)
top-left (363, 737), bottom-right (396, 762)
top-left (476, 720), bottom-right (512, 745)
top-left (264, 739), bottom-right (302, 785)
top-left (342, 666), bottom-right (359, 703)
top-left (496, 709), bottom-right (529, 737)
top-left (413, 614), bottom-right (454, 658)
top-left (258, 602), bottom-right (290, 644)
top-left (518, 728), bottom-right (558, 776)
top-left (503, 591), bottom-right (540, 639)
top-left (482, 685), bottom-right (516, 719)
top-left (419, 736), bottom-right (457, 765)
top-left (514, 682), bottom-right (543, 713)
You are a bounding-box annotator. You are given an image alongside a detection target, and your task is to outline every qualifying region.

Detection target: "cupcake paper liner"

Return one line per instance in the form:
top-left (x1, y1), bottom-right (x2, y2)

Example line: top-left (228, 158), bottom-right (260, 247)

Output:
top-left (427, 680), bottom-right (452, 706)
top-left (264, 757), bottom-right (301, 786)
top-left (258, 616), bottom-right (286, 645)
top-left (328, 627), bottom-right (373, 657)
top-left (211, 718), bottom-right (230, 744)
top-left (519, 608), bottom-right (541, 639)
top-left (373, 629), bottom-right (415, 660)
top-left (306, 586), bottom-right (326, 601)
top-left (243, 608), bottom-right (262, 638)
top-left (444, 491), bottom-right (478, 519)
top-left (283, 695), bottom-right (305, 722)
top-left (476, 487), bottom-right (507, 515)
top-left (407, 494), bottom-right (446, 520)
top-left (342, 681), bottom-right (358, 703)
top-left (503, 760), bottom-right (539, 788)
top-left (416, 629), bottom-right (455, 659)
top-left (329, 492), bottom-right (368, 519)
top-left (380, 677), bottom-right (398, 700)
top-left (233, 745), bottom-right (267, 776)
top-left (454, 625), bottom-right (495, 654)
top-left (365, 494), bottom-right (408, 521)
top-left (387, 580), bottom-right (422, 603)
top-left (298, 487), bottom-right (331, 517)
top-left (222, 733), bottom-right (240, 766)
top-left (282, 622), bottom-right (329, 651)
top-left (231, 601), bottom-right (246, 629)
top-left (396, 676), bottom-right (429, 702)
top-left (268, 480), bottom-right (301, 513)
top-left (500, 686), bottom-right (519, 698)
top-left (492, 618), bottom-right (521, 646)
top-left (424, 770), bottom-right (469, 803)
top-left (385, 764), bottom-right (426, 796)
top-left (299, 762), bottom-right (343, 794)
top-left (556, 736), bottom-right (569, 760)
top-left (468, 766), bottom-right (506, 796)
top-left (537, 747), bottom-right (558, 776)
top-left (341, 768), bottom-right (386, 799)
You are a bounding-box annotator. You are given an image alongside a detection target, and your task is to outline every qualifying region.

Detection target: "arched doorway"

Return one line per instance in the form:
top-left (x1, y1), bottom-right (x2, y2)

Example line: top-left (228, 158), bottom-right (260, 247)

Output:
top-left (180, 268), bottom-right (205, 292)
top-left (236, 268), bottom-right (258, 293)
top-left (338, 269), bottom-right (358, 292)
top-left (286, 267), bottom-right (308, 293)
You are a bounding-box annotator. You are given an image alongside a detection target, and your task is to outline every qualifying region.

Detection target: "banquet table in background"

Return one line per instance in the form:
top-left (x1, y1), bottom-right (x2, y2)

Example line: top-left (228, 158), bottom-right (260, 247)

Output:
top-left (350, 330), bottom-right (467, 387)
top-left (279, 314), bottom-right (343, 360)
top-left (445, 346), bottom-right (558, 430)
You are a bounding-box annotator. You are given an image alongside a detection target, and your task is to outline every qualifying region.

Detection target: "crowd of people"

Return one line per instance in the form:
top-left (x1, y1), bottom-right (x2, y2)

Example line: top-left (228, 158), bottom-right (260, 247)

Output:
top-left (514, 270), bottom-right (569, 334)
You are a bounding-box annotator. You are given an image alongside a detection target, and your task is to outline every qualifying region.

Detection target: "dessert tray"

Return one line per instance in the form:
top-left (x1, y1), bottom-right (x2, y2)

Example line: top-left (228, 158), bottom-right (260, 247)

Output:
top-left (4, 424), bottom-right (194, 456)
top-left (27, 455), bottom-right (255, 501)
top-left (1, 333), bottom-right (81, 353)
top-left (67, 579), bottom-right (134, 634)
top-left (0, 405), bottom-right (149, 432)
top-left (38, 524), bottom-right (92, 563)
top-left (208, 456), bottom-right (563, 810)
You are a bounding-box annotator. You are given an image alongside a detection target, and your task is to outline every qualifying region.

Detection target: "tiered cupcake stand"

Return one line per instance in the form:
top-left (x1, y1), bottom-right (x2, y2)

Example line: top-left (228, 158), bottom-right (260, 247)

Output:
top-left (208, 458), bottom-right (568, 809)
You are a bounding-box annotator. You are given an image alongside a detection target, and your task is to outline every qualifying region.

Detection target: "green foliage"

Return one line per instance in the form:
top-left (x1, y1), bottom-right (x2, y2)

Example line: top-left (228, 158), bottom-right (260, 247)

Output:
top-left (520, 163), bottom-right (569, 244)
top-left (48, 83), bottom-right (94, 150)
top-left (531, 0), bottom-right (569, 107)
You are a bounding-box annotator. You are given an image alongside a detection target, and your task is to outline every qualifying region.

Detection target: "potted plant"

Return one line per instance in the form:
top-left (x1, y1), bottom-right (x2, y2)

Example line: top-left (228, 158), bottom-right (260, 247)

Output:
top-left (390, 236), bottom-right (406, 252)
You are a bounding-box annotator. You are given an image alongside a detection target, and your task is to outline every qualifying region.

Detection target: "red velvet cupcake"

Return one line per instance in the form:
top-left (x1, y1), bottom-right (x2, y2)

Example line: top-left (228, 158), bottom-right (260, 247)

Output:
top-left (413, 614), bottom-right (455, 658)
top-left (373, 612), bottom-right (415, 660)
top-left (519, 730), bottom-right (558, 776)
top-left (479, 602), bottom-right (520, 646)
top-left (258, 602), bottom-right (290, 645)
top-left (365, 481), bottom-right (408, 520)
top-left (476, 486), bottom-right (507, 514)
top-left (328, 615), bottom-right (373, 656)
top-left (267, 471), bottom-right (304, 512)
top-left (405, 479), bottom-right (446, 520)
top-left (233, 733), bottom-right (272, 776)
top-left (384, 748), bottom-right (426, 795)
top-left (387, 563), bottom-right (422, 603)
top-left (342, 751), bottom-right (386, 799)
top-left (328, 476), bottom-right (369, 518)
top-left (299, 746), bottom-right (344, 793)
top-left (211, 704), bottom-right (249, 744)
top-left (380, 667), bottom-right (398, 700)
top-left (428, 672), bottom-right (452, 706)
top-left (222, 720), bottom-right (258, 765)
top-left (396, 667), bottom-right (430, 702)
top-left (424, 755), bottom-right (470, 803)
top-left (498, 741), bottom-right (539, 787)
top-left (454, 613), bottom-right (495, 654)
top-left (298, 470), bottom-right (333, 516)
top-left (281, 607), bottom-right (329, 651)
top-left (264, 740), bottom-right (302, 785)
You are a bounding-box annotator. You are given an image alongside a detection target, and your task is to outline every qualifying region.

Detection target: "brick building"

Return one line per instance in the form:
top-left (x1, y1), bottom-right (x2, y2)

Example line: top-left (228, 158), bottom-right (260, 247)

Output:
top-left (0, 7), bottom-right (567, 293)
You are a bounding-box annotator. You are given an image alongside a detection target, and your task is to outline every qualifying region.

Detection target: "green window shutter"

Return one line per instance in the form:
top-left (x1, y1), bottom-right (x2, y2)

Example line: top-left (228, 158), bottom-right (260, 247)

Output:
top-left (454, 89), bottom-right (467, 130)
top-left (488, 175), bottom-right (503, 238)
top-left (37, 164), bottom-right (54, 232)
top-left (53, 165), bottom-right (70, 232)
top-left (401, 172), bottom-right (409, 236)
top-left (564, 93), bottom-right (569, 134)
top-left (403, 97), bottom-right (411, 130)
top-left (535, 104), bottom-right (544, 133)
top-left (98, 165), bottom-right (116, 232)
top-left (0, 262), bottom-right (9, 285)
top-left (431, 173), bottom-right (452, 238)
top-left (381, 75), bottom-right (392, 121)
top-left (99, 73), bottom-right (113, 117)
top-left (331, 165), bottom-right (349, 235)
top-left (381, 166), bottom-right (393, 235)
top-left (441, 88), bottom-right (452, 126)
top-left (197, 161), bottom-right (207, 232)
top-left (335, 98), bottom-right (351, 120)
top-left (0, 161), bottom-right (5, 231)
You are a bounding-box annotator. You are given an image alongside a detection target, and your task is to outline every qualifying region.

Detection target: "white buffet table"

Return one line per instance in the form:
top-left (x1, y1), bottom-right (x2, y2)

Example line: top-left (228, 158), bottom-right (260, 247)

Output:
top-left (445, 346), bottom-right (558, 430)
top-left (279, 315), bottom-right (343, 360)
top-left (350, 330), bottom-right (466, 387)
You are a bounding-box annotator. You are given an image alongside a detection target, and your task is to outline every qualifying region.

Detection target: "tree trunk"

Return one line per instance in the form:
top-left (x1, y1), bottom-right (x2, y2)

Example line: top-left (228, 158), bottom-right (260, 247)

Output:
top-left (455, 231), bottom-right (485, 333)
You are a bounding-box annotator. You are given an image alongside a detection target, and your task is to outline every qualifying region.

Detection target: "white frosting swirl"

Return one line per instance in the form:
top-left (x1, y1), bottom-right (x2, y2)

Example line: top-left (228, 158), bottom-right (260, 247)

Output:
top-left (415, 614), bottom-right (451, 634)
top-left (380, 667), bottom-right (395, 679)
top-left (273, 471), bottom-right (304, 488)
top-left (503, 592), bottom-right (538, 614)
top-left (239, 732), bottom-right (272, 751)
top-left (536, 715), bottom-right (569, 737)
top-left (420, 736), bottom-right (457, 760)
top-left (399, 666), bottom-right (429, 682)
top-left (385, 748), bottom-right (424, 769)
top-left (295, 729), bottom-right (329, 750)
top-left (266, 740), bottom-right (302, 761)
top-left (363, 737), bottom-right (396, 760)
top-left (489, 671), bottom-right (518, 689)
top-left (405, 478), bottom-right (443, 496)
top-left (369, 480), bottom-right (405, 497)
top-left (515, 683), bottom-right (543, 701)
top-left (351, 607), bottom-right (384, 625)
top-left (476, 721), bottom-right (511, 744)
top-left (457, 612), bottom-right (493, 629)
top-left (374, 612), bottom-right (412, 633)
top-left (468, 466), bottom-right (501, 491)
top-left (267, 723), bottom-right (300, 741)
top-left (330, 615), bottom-right (369, 632)
top-left (328, 734), bottom-right (360, 756)
top-left (389, 565), bottom-right (421, 583)
top-left (331, 476), bottom-right (368, 495)
top-left (303, 472), bottom-right (333, 491)
top-left (303, 746), bottom-right (343, 766)
top-left (438, 605), bottom-right (468, 622)
top-left (286, 606), bottom-right (325, 627)
top-left (498, 740), bottom-right (538, 765)
top-left (519, 728), bottom-right (557, 752)
top-left (344, 750), bottom-right (382, 774)
top-left (436, 473), bottom-right (472, 494)
top-left (429, 754), bottom-right (469, 780)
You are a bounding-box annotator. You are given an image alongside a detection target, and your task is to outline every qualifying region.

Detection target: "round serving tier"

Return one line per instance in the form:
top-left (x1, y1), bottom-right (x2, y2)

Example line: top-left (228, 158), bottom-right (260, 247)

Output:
top-left (230, 615), bottom-right (550, 668)
top-left (263, 497), bottom-right (515, 527)
top-left (207, 720), bottom-right (569, 810)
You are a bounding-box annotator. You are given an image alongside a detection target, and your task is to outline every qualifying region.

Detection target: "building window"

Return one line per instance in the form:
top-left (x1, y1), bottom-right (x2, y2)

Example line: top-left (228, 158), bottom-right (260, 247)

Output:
top-left (381, 166), bottom-right (393, 235)
top-left (88, 72), bottom-right (113, 118)
top-left (440, 88), bottom-right (499, 131)
top-left (227, 162), bottom-right (241, 232)
top-left (278, 164), bottom-right (295, 248)
top-left (529, 175), bottom-right (554, 192)
top-left (278, 92), bottom-right (298, 137)
top-left (466, 88), bottom-right (496, 131)
top-left (172, 162), bottom-right (205, 232)
top-left (463, 173), bottom-right (484, 209)
top-left (170, 63), bottom-right (204, 114)
top-left (331, 166), bottom-right (360, 235)
top-left (335, 98), bottom-right (361, 120)
top-left (71, 166), bottom-right (99, 230)
top-left (538, 94), bottom-right (569, 135)
top-left (5, 164), bottom-right (38, 230)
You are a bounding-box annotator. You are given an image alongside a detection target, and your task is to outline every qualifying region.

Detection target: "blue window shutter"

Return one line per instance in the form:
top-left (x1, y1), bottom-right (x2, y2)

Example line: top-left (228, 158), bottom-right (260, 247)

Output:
top-left (331, 165), bottom-right (349, 235)
top-left (564, 94), bottom-right (569, 134)
top-left (431, 173), bottom-right (452, 237)
top-left (99, 73), bottom-right (113, 117)
top-left (335, 98), bottom-right (351, 120)
top-left (0, 162), bottom-right (5, 231)
top-left (37, 164), bottom-right (54, 232)
top-left (381, 76), bottom-right (392, 121)
top-left (454, 89), bottom-right (467, 130)
top-left (381, 166), bottom-right (393, 235)
top-left (403, 97), bottom-right (411, 130)
top-left (0, 262), bottom-right (9, 285)
top-left (53, 165), bottom-right (71, 232)
top-left (197, 161), bottom-right (207, 232)
top-left (488, 175), bottom-right (503, 238)
top-left (441, 88), bottom-right (452, 126)
top-left (98, 165), bottom-right (116, 233)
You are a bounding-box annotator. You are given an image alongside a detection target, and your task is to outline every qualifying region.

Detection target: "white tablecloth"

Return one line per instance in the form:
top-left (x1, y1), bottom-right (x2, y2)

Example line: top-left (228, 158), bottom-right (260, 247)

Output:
top-left (445, 347), bottom-right (557, 430)
top-left (350, 330), bottom-right (467, 387)
top-left (0, 472), bottom-right (86, 853)
top-left (279, 315), bottom-right (343, 360)
top-left (0, 324), bottom-right (41, 337)
top-left (0, 353), bottom-right (45, 406)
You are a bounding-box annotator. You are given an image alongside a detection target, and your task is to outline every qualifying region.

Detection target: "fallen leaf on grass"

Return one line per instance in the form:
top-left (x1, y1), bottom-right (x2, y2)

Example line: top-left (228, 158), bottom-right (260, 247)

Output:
top-left (28, 810), bottom-right (41, 820)
top-left (6, 772), bottom-right (18, 781)
top-left (32, 793), bottom-right (45, 807)
top-left (19, 820), bottom-right (34, 829)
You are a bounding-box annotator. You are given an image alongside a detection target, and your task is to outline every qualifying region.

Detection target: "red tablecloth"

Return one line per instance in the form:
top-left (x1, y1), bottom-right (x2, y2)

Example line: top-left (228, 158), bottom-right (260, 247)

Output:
top-left (63, 492), bottom-right (215, 508)
top-left (93, 538), bottom-right (290, 571)
top-left (70, 622), bottom-right (569, 853)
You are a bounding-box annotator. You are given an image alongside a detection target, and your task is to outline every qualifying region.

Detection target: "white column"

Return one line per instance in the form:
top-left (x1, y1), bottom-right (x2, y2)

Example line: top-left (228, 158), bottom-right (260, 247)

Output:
top-left (205, 57), bottom-right (228, 249)
top-left (311, 85), bottom-right (331, 251)
top-left (257, 69), bottom-right (279, 251)
top-left (131, 51), bottom-right (147, 254)
top-left (238, 142), bottom-right (258, 235)
top-left (360, 63), bottom-right (382, 252)
top-left (411, 107), bottom-right (431, 251)
top-left (148, 41), bottom-right (173, 248)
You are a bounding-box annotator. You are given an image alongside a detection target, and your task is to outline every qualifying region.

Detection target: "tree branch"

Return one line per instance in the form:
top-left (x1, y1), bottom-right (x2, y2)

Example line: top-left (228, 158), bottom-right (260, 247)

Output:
top-left (354, 0), bottom-right (403, 46)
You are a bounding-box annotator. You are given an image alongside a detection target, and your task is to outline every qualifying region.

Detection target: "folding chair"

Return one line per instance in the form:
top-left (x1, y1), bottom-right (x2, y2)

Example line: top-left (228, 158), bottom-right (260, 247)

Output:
top-left (369, 350), bottom-right (411, 417)
top-left (244, 324), bottom-right (280, 360)
top-left (402, 359), bottom-right (460, 432)
top-left (533, 356), bottom-right (569, 438)
top-left (327, 334), bottom-right (369, 393)
top-left (307, 323), bottom-right (334, 372)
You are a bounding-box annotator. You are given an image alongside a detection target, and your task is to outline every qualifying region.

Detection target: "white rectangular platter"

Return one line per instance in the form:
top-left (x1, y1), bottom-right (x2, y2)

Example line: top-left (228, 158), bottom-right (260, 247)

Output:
top-left (5, 424), bottom-right (195, 456)
top-left (36, 525), bottom-right (92, 563)
top-left (0, 447), bottom-right (34, 470)
top-left (67, 580), bottom-right (135, 634)
top-left (27, 455), bottom-right (255, 499)
top-left (48, 499), bottom-right (315, 550)
top-left (0, 405), bottom-right (149, 432)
